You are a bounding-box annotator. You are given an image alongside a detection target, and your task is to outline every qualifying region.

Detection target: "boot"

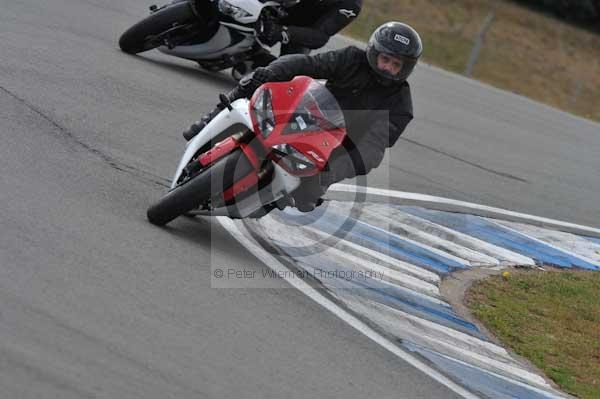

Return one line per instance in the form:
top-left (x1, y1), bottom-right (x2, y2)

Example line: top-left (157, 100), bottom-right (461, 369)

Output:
top-left (292, 175), bottom-right (326, 213)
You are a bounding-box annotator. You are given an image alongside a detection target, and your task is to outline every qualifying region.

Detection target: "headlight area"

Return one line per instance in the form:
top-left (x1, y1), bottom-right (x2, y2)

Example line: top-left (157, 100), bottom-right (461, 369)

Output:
top-left (251, 88), bottom-right (276, 138)
top-left (271, 144), bottom-right (316, 173)
top-left (218, 0), bottom-right (251, 19)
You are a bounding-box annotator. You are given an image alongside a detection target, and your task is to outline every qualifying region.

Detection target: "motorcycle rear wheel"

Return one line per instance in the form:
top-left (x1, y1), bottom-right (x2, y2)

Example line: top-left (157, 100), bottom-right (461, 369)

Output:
top-left (147, 149), bottom-right (252, 226)
top-left (119, 2), bottom-right (196, 54)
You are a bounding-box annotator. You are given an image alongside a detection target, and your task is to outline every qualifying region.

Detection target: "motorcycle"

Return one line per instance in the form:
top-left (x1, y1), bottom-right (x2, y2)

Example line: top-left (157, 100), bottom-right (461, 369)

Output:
top-left (146, 76), bottom-right (346, 225)
top-left (119, 0), bottom-right (295, 79)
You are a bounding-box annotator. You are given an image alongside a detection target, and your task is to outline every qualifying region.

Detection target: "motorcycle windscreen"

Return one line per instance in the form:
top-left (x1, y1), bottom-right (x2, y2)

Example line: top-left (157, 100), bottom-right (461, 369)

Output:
top-left (281, 81), bottom-right (345, 135)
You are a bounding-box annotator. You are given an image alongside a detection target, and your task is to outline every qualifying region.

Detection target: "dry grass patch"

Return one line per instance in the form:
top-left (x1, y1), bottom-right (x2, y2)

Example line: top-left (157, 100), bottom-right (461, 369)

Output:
top-left (466, 269), bottom-right (600, 398)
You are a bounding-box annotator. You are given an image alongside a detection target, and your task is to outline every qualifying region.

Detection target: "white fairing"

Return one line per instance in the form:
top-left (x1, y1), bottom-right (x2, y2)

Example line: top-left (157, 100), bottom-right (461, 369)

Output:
top-left (158, 0), bottom-right (282, 61)
top-left (220, 0), bottom-right (281, 24)
top-left (171, 98), bottom-right (252, 189)
top-left (158, 25), bottom-right (255, 59)
top-left (170, 98), bottom-right (301, 217)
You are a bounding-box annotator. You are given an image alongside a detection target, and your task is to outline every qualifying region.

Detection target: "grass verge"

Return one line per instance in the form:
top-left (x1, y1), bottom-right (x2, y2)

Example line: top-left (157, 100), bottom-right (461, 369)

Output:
top-left (466, 269), bottom-right (600, 398)
top-left (343, 0), bottom-right (600, 122)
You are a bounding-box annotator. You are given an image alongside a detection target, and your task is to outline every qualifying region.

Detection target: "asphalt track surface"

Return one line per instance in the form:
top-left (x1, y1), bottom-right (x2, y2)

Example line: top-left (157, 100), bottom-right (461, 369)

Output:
top-left (1, 1), bottom-right (599, 398)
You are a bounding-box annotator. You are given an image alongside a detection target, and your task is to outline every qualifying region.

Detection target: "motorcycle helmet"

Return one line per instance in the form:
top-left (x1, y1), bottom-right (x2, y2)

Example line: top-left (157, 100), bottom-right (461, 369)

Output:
top-left (366, 22), bottom-right (423, 82)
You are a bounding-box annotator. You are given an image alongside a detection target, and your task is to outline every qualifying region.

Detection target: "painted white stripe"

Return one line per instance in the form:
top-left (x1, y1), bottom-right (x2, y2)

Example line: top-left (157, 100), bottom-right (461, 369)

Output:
top-left (493, 219), bottom-right (600, 264)
top-left (344, 295), bottom-right (511, 359)
top-left (218, 217), bottom-right (481, 399)
top-left (250, 215), bottom-right (442, 284)
top-left (297, 260), bottom-right (449, 308)
top-left (302, 225), bottom-right (441, 284)
top-left (328, 184), bottom-right (600, 238)
top-left (246, 216), bottom-right (446, 303)
top-left (416, 347), bottom-right (567, 398)
top-left (339, 294), bottom-right (551, 388)
top-left (361, 206), bottom-right (500, 266)
top-left (485, 218), bottom-right (600, 269)
top-left (366, 203), bottom-right (536, 266)
top-left (349, 209), bottom-right (477, 268)
top-left (318, 245), bottom-right (443, 298)
top-left (328, 201), bottom-right (499, 266)
top-left (246, 224), bottom-right (445, 300)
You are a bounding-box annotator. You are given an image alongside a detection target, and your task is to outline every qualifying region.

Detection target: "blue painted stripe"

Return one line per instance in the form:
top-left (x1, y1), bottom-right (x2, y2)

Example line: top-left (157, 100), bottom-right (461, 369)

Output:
top-left (582, 235), bottom-right (600, 246)
top-left (400, 207), bottom-right (600, 270)
top-left (280, 210), bottom-right (467, 274)
top-left (272, 248), bottom-right (483, 337)
top-left (403, 341), bottom-right (559, 398)
top-left (344, 280), bottom-right (483, 336)
top-left (276, 245), bottom-right (451, 309)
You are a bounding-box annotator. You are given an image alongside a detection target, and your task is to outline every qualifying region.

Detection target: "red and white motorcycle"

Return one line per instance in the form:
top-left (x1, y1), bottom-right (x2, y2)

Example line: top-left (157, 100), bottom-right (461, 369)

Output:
top-left (147, 76), bottom-right (346, 225)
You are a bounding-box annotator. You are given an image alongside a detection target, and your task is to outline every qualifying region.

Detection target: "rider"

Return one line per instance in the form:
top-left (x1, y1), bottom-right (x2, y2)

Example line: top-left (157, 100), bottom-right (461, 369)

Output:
top-left (251, 0), bottom-right (363, 66)
top-left (184, 22), bottom-right (422, 212)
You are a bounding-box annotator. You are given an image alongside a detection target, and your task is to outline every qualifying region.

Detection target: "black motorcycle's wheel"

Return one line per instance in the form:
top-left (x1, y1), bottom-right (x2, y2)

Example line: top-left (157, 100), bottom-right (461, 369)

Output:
top-left (119, 2), bottom-right (196, 54)
top-left (147, 149), bottom-right (253, 226)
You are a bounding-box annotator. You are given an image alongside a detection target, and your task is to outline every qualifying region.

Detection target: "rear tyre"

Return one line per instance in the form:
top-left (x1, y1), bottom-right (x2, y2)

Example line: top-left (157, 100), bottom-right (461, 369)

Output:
top-left (147, 149), bottom-right (251, 226)
top-left (119, 2), bottom-right (195, 54)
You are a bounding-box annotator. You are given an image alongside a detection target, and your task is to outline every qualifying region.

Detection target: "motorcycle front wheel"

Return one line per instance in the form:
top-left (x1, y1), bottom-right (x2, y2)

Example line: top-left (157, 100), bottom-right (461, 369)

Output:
top-left (147, 149), bottom-right (253, 226)
top-left (119, 2), bottom-right (196, 54)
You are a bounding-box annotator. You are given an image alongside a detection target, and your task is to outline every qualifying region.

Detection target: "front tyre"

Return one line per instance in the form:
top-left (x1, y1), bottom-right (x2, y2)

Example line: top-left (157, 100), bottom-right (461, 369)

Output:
top-left (147, 149), bottom-right (250, 226)
top-left (119, 2), bottom-right (195, 54)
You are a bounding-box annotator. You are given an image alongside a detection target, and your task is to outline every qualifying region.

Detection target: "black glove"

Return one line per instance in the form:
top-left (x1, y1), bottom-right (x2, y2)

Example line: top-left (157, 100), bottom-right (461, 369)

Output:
top-left (258, 19), bottom-right (289, 47)
top-left (182, 103), bottom-right (225, 141)
top-left (228, 68), bottom-right (274, 100)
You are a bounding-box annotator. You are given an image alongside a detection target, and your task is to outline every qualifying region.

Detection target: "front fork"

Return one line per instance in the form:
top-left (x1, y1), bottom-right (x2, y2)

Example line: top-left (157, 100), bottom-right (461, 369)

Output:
top-left (189, 129), bottom-right (271, 205)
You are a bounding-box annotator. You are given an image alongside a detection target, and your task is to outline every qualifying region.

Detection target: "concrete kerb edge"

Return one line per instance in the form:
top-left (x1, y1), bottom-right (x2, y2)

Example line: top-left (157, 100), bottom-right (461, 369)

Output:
top-left (326, 184), bottom-right (600, 239)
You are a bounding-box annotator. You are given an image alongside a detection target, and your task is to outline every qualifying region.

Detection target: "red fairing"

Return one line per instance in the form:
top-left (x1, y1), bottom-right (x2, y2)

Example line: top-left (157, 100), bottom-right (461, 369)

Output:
top-left (198, 138), bottom-right (262, 202)
top-left (249, 76), bottom-right (347, 176)
top-left (222, 171), bottom-right (259, 202)
top-left (201, 77), bottom-right (347, 206)
top-left (271, 134), bottom-right (343, 173)
top-left (240, 143), bottom-right (260, 169)
top-left (198, 136), bottom-right (240, 166)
